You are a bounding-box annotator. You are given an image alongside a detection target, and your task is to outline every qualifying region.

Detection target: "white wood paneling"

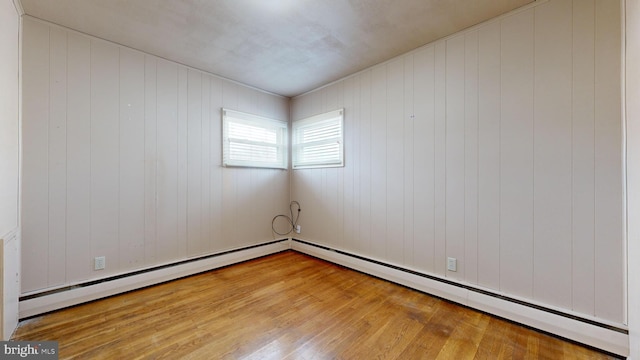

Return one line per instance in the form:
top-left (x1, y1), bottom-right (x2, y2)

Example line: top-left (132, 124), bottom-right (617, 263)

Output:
top-left (200, 75), bottom-right (211, 255)
top-left (22, 18), bottom-right (50, 292)
top-left (221, 81), bottom-right (238, 249)
top-left (187, 69), bottom-right (202, 257)
top-left (144, 55), bottom-right (158, 264)
top-left (176, 66), bottom-right (189, 260)
top-left (499, 9), bottom-right (534, 299)
top-left (90, 40), bottom-right (120, 276)
top-left (464, 31), bottom-right (479, 285)
top-left (335, 84), bottom-right (345, 252)
top-left (571, 0), bottom-right (596, 316)
top-left (445, 34), bottom-right (466, 281)
top-left (290, 0), bottom-right (624, 326)
top-left (342, 77), bottom-right (357, 253)
top-left (325, 167), bottom-right (339, 249)
top-left (386, 58), bottom-right (404, 265)
top-left (209, 77), bottom-right (223, 252)
top-left (21, 18), bottom-right (290, 295)
top-left (1, 0), bottom-right (21, 340)
top-left (156, 59), bottom-right (179, 262)
top-left (403, 55), bottom-right (415, 267)
top-left (625, 0), bottom-right (640, 358)
top-left (412, 47), bottom-right (436, 274)
top-left (358, 71), bottom-right (372, 255)
top-left (370, 66), bottom-right (387, 260)
top-left (533, 0), bottom-right (573, 309)
top-left (48, 28), bottom-right (67, 286)
top-left (593, 0), bottom-right (624, 323)
top-left (0, 0), bottom-right (20, 239)
top-left (322, 85), bottom-right (340, 250)
top-left (65, 32), bottom-right (91, 284)
top-left (119, 48), bottom-right (145, 272)
top-left (433, 42), bottom-right (447, 277)
top-left (235, 167), bottom-right (251, 246)
top-left (477, 21), bottom-right (501, 291)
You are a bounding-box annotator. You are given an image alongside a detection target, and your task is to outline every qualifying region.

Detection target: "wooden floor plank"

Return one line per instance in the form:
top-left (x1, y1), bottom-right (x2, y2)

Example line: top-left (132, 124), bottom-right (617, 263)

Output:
top-left (434, 307), bottom-right (490, 359)
top-left (12, 251), bottom-right (617, 359)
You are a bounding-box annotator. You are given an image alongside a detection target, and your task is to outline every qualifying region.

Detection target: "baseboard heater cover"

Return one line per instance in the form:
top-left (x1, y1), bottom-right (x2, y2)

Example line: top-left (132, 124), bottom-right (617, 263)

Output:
top-left (291, 239), bottom-right (629, 357)
top-left (19, 239), bottom-right (291, 319)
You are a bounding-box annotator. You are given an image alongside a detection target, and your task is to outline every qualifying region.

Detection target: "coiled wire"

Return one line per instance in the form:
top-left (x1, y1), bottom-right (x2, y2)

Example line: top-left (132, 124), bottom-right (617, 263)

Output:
top-left (271, 201), bottom-right (301, 236)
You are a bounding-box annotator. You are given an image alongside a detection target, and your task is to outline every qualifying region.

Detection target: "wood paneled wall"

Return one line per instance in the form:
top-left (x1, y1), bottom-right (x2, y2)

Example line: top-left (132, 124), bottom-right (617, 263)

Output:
top-left (291, 0), bottom-right (624, 324)
top-left (0, 0), bottom-right (20, 239)
top-left (1, 0), bottom-right (21, 339)
top-left (625, 0), bottom-right (640, 357)
top-left (21, 17), bottom-right (290, 294)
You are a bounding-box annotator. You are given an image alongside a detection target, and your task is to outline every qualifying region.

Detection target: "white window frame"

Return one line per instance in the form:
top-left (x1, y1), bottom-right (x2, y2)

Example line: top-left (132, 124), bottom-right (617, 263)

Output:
top-left (222, 108), bottom-right (288, 169)
top-left (292, 109), bottom-right (344, 169)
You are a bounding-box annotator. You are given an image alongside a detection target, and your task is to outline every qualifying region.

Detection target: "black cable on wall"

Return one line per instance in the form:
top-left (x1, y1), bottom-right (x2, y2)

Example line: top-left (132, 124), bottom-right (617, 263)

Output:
top-left (272, 201), bottom-right (301, 236)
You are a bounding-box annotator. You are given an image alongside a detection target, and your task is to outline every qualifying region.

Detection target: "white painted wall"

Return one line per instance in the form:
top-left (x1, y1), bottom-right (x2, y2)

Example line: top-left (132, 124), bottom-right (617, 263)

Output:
top-left (0, 2), bottom-right (20, 238)
top-left (0, 0), bottom-right (21, 339)
top-left (291, 0), bottom-right (625, 325)
top-left (20, 16), bottom-right (290, 294)
top-left (626, 0), bottom-right (640, 357)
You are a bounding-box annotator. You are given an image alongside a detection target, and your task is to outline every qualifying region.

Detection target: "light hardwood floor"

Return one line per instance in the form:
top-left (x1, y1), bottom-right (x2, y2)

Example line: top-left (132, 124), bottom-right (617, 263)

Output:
top-left (12, 251), bottom-right (618, 359)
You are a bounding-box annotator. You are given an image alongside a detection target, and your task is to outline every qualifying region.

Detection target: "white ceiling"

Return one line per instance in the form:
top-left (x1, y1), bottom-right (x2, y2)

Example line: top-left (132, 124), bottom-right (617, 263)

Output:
top-left (20, 0), bottom-right (533, 97)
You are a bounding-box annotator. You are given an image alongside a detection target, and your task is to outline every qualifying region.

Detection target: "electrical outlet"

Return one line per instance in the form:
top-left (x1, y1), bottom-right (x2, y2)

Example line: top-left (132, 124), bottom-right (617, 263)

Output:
top-left (94, 256), bottom-right (106, 271)
top-left (295, 225), bottom-right (301, 234)
top-left (447, 257), bottom-right (457, 272)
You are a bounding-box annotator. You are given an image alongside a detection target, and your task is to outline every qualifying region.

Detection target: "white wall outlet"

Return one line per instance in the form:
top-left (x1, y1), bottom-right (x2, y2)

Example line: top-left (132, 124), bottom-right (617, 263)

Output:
top-left (295, 225), bottom-right (301, 234)
top-left (94, 256), bottom-right (106, 271)
top-left (447, 257), bottom-right (457, 272)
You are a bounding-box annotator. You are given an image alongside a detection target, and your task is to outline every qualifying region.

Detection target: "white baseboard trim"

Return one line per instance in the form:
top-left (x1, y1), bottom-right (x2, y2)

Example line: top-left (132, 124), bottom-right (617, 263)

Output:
top-left (291, 239), bottom-right (629, 357)
top-left (19, 239), bottom-right (290, 319)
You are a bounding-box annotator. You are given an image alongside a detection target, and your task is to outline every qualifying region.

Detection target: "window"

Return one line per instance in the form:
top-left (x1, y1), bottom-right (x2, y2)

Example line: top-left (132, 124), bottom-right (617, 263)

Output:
top-left (222, 109), bottom-right (287, 169)
top-left (292, 109), bottom-right (344, 169)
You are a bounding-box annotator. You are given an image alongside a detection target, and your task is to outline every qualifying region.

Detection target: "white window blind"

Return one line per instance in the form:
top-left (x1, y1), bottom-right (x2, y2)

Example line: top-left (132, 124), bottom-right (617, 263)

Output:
top-left (222, 109), bottom-right (287, 169)
top-left (292, 109), bottom-right (344, 169)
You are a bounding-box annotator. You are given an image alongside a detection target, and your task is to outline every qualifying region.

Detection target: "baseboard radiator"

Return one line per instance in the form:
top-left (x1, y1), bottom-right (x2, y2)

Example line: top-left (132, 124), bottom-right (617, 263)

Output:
top-left (18, 238), bottom-right (629, 356)
top-left (19, 239), bottom-right (290, 319)
top-left (291, 238), bottom-right (629, 358)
